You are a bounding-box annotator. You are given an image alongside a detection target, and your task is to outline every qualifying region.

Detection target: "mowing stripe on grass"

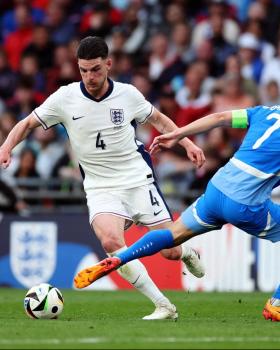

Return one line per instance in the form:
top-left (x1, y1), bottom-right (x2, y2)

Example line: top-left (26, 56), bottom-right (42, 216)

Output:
top-left (0, 337), bottom-right (280, 345)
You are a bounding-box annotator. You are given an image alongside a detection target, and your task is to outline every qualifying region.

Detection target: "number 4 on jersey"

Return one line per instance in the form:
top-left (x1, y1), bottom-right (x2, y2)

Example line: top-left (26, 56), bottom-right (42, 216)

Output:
top-left (96, 132), bottom-right (106, 150)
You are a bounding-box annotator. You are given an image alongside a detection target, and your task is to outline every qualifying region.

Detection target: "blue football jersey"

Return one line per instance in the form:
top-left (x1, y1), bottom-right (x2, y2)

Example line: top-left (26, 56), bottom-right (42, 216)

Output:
top-left (211, 105), bottom-right (280, 205)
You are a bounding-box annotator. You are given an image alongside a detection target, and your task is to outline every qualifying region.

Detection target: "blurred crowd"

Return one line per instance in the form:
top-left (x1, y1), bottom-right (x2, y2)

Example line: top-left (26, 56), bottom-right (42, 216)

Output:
top-left (1, 0), bottom-right (280, 211)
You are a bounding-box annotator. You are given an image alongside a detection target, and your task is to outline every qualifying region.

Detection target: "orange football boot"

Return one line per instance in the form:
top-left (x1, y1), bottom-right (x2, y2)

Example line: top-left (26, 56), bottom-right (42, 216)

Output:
top-left (262, 299), bottom-right (280, 322)
top-left (74, 257), bottom-right (121, 288)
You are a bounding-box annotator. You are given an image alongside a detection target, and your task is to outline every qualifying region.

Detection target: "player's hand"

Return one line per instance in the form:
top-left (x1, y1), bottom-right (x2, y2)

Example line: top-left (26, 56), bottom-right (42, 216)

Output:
top-left (184, 142), bottom-right (205, 168)
top-left (0, 147), bottom-right (11, 169)
top-left (149, 130), bottom-right (180, 156)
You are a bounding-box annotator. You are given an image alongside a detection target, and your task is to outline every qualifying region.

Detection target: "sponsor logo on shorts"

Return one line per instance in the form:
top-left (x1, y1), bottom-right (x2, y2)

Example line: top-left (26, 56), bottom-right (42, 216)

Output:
top-left (153, 209), bottom-right (163, 216)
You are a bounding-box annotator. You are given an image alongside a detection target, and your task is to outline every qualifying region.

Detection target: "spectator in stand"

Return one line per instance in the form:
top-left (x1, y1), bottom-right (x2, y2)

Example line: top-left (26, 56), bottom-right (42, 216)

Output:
top-left (13, 147), bottom-right (41, 200)
top-left (131, 73), bottom-right (157, 104)
top-left (51, 141), bottom-right (81, 182)
top-left (260, 80), bottom-right (280, 106)
top-left (175, 63), bottom-right (212, 109)
top-left (45, 1), bottom-right (76, 45)
top-left (244, 18), bottom-right (275, 64)
top-left (14, 147), bottom-right (39, 181)
top-left (164, 3), bottom-right (188, 32)
top-left (203, 126), bottom-right (235, 163)
top-left (46, 44), bottom-right (73, 94)
top-left (192, 60), bottom-right (216, 96)
top-left (260, 38), bottom-right (280, 97)
top-left (67, 37), bottom-right (80, 61)
top-left (206, 10), bottom-right (237, 77)
top-left (192, 0), bottom-right (240, 49)
top-left (148, 31), bottom-right (186, 91)
top-left (119, 2), bottom-right (148, 55)
top-left (169, 22), bottom-right (195, 65)
top-left (148, 32), bottom-right (176, 82)
top-left (30, 127), bottom-right (65, 179)
top-left (3, 3), bottom-right (34, 70)
top-left (19, 53), bottom-right (46, 93)
top-left (1, 0), bottom-right (45, 41)
top-left (7, 77), bottom-right (45, 121)
top-left (224, 54), bottom-right (258, 100)
top-left (238, 32), bottom-right (264, 84)
top-left (107, 27), bottom-right (127, 53)
top-left (212, 72), bottom-right (255, 113)
top-left (79, 1), bottom-right (122, 39)
top-left (0, 49), bottom-right (18, 101)
top-left (211, 72), bottom-right (255, 148)
top-left (48, 56), bottom-right (78, 95)
top-left (23, 25), bottom-right (55, 71)
top-left (148, 84), bottom-right (210, 150)
top-left (56, 60), bottom-right (78, 86)
top-left (247, 0), bottom-right (280, 45)
top-left (113, 52), bottom-right (133, 83)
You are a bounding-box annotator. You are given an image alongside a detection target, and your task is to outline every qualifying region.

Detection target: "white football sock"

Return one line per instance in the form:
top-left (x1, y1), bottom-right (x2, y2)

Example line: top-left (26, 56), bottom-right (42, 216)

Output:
top-left (109, 246), bottom-right (171, 307)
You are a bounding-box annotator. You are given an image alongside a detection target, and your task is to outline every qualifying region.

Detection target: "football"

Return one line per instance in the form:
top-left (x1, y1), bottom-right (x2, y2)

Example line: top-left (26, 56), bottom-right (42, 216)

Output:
top-left (24, 283), bottom-right (64, 319)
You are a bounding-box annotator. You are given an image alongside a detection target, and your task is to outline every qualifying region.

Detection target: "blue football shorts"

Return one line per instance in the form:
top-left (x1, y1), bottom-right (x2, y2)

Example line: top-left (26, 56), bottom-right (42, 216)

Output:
top-left (181, 181), bottom-right (280, 243)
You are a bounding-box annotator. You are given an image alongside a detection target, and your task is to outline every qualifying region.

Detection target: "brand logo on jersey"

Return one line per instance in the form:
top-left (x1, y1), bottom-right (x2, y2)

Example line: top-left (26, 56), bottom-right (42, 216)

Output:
top-left (72, 116), bottom-right (86, 120)
top-left (110, 109), bottom-right (124, 125)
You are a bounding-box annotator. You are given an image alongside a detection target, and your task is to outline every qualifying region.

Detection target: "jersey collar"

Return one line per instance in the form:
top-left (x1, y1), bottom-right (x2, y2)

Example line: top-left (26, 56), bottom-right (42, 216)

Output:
top-left (80, 78), bottom-right (114, 102)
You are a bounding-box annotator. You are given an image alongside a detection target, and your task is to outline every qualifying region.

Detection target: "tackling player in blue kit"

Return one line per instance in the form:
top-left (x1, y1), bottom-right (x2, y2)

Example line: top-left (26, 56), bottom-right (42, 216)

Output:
top-left (75, 105), bottom-right (280, 321)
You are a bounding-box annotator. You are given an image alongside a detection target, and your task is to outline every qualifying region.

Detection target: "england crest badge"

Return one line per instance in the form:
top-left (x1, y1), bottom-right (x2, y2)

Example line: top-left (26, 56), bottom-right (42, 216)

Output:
top-left (110, 109), bottom-right (124, 125)
top-left (10, 222), bottom-right (57, 288)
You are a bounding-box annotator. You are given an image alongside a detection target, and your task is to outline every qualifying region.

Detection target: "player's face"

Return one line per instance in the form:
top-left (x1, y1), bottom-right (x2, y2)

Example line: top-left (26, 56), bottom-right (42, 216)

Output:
top-left (78, 57), bottom-right (112, 97)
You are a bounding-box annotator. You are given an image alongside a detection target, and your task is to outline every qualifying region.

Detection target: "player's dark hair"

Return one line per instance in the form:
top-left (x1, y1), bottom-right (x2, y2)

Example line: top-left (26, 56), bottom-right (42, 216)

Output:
top-left (77, 36), bottom-right (109, 60)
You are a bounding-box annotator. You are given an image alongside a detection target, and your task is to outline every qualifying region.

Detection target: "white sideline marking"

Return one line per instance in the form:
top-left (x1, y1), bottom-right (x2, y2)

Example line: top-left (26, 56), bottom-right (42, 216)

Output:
top-left (0, 336), bottom-right (280, 345)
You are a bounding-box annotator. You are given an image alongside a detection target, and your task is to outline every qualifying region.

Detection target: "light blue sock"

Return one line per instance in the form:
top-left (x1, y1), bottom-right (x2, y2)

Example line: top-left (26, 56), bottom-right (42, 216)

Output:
top-left (116, 229), bottom-right (174, 265)
top-left (272, 285), bottom-right (280, 299)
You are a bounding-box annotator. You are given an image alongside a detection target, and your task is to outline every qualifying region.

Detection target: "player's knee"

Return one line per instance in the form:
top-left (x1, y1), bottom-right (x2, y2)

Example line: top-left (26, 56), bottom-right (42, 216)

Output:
top-left (101, 233), bottom-right (124, 253)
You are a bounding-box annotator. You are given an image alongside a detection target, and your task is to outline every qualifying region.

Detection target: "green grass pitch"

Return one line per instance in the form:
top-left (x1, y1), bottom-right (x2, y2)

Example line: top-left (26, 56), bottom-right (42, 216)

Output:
top-left (0, 288), bottom-right (279, 349)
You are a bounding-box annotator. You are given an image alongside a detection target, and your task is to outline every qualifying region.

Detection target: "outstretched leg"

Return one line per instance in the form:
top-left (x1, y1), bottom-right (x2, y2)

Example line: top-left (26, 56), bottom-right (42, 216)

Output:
top-left (74, 217), bottom-right (198, 286)
top-left (74, 195), bottom-right (220, 286)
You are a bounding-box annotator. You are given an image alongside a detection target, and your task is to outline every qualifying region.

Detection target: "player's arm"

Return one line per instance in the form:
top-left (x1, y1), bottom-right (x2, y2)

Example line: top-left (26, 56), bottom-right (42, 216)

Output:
top-left (0, 113), bottom-right (41, 169)
top-left (147, 108), bottom-right (205, 168)
top-left (150, 110), bottom-right (245, 154)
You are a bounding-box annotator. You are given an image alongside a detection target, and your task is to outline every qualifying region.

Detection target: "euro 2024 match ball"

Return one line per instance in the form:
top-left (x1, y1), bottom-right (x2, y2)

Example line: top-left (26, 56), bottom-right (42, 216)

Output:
top-left (24, 283), bottom-right (64, 319)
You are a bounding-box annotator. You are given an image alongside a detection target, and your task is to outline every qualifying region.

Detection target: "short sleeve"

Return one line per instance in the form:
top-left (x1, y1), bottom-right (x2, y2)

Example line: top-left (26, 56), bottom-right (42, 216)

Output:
top-left (129, 86), bottom-right (154, 124)
top-left (33, 87), bottom-right (65, 129)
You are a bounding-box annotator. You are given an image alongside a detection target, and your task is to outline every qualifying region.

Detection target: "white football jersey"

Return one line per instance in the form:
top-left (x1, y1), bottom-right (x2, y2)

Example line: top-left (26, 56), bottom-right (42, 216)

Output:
top-left (34, 80), bottom-right (155, 191)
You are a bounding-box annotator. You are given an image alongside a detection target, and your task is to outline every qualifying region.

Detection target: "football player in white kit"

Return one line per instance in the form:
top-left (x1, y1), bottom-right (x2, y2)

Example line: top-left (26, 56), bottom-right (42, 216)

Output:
top-left (0, 36), bottom-right (205, 320)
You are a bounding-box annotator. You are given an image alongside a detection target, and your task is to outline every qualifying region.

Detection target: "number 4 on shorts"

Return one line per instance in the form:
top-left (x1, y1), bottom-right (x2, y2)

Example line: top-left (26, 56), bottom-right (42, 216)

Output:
top-left (149, 190), bottom-right (160, 206)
